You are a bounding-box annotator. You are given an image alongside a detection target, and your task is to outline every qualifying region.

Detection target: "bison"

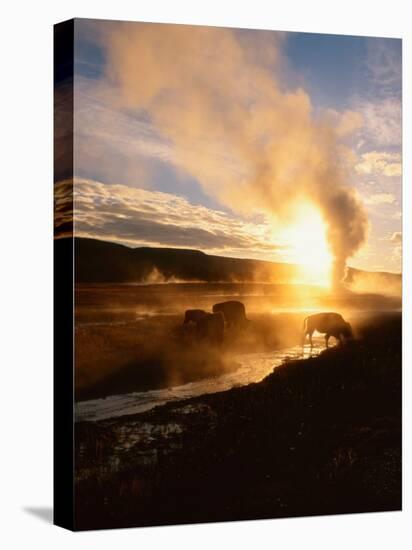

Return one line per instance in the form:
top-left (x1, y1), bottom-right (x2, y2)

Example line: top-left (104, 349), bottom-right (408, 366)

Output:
top-left (302, 312), bottom-right (353, 349)
top-left (196, 311), bottom-right (225, 345)
top-left (212, 300), bottom-right (247, 328)
top-left (183, 309), bottom-right (208, 325)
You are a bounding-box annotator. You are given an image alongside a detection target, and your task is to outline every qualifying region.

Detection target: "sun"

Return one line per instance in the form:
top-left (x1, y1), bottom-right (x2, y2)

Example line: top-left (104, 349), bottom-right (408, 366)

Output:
top-left (275, 202), bottom-right (333, 287)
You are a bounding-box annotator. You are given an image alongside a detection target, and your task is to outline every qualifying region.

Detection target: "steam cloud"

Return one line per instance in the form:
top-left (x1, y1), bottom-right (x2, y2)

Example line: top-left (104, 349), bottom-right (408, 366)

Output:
top-left (102, 23), bottom-right (369, 285)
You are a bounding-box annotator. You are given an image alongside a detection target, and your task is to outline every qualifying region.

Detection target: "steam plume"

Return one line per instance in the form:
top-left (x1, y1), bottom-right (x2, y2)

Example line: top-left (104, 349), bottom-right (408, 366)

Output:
top-left (103, 23), bottom-right (368, 285)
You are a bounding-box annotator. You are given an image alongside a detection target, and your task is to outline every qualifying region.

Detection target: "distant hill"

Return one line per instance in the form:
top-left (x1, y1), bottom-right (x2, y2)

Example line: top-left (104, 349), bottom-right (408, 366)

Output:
top-left (67, 237), bottom-right (299, 283)
top-left (55, 237), bottom-right (402, 292)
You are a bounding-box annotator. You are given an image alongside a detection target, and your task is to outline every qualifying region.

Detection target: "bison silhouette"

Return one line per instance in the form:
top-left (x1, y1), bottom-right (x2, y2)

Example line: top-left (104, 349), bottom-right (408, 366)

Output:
top-left (196, 312), bottom-right (225, 345)
top-left (212, 301), bottom-right (247, 328)
top-left (183, 309), bottom-right (208, 325)
top-left (302, 312), bottom-right (353, 349)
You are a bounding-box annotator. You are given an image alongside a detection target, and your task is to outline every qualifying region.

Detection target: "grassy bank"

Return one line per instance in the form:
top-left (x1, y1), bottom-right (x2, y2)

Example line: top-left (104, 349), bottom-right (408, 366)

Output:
top-left (75, 312), bottom-right (401, 530)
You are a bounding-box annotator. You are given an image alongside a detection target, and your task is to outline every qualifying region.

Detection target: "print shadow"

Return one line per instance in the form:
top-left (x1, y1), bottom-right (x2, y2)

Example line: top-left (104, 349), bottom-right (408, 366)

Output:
top-left (23, 506), bottom-right (53, 524)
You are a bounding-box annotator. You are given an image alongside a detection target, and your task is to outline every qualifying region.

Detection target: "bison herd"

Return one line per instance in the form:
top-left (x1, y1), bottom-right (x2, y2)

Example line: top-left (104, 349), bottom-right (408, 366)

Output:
top-left (183, 301), bottom-right (353, 349)
top-left (183, 301), bottom-right (247, 345)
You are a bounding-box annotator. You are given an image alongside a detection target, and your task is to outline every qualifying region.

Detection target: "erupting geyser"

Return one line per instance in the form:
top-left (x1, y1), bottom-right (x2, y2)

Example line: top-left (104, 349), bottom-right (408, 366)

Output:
top-left (103, 23), bottom-right (369, 283)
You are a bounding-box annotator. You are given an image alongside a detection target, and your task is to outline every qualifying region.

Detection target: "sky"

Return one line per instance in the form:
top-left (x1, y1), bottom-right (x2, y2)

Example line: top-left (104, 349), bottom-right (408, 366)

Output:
top-left (55, 19), bottom-right (402, 274)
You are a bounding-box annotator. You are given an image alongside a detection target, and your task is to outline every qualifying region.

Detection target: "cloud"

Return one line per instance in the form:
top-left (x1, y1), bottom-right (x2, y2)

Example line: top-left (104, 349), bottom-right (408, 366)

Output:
top-left (357, 98), bottom-right (401, 148)
top-left (355, 151), bottom-right (402, 177)
top-left (363, 192), bottom-right (396, 206)
top-left (74, 76), bottom-right (175, 186)
top-left (389, 231), bottom-right (402, 244)
top-left (365, 38), bottom-right (402, 100)
top-left (384, 231), bottom-right (402, 264)
top-left (324, 109), bottom-right (364, 138)
top-left (55, 178), bottom-right (288, 259)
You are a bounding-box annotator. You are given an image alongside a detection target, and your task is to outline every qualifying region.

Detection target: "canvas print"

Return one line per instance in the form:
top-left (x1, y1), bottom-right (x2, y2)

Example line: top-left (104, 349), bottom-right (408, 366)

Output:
top-left (54, 19), bottom-right (402, 530)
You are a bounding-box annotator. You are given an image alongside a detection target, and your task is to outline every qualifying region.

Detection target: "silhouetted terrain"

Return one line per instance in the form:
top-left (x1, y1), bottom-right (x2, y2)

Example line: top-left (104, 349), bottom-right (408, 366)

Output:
top-left (56, 237), bottom-right (402, 289)
top-left (70, 237), bottom-right (298, 283)
top-left (75, 312), bottom-right (401, 530)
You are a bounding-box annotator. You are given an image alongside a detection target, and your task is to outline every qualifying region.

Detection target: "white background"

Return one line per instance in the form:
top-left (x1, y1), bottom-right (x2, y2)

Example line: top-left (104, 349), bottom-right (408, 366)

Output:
top-left (0, 0), bottom-right (410, 548)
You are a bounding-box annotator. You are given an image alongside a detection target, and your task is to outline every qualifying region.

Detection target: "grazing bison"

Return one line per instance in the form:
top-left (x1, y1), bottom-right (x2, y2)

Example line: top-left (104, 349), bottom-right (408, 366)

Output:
top-left (212, 301), bottom-right (246, 327)
top-left (302, 312), bottom-right (353, 349)
top-left (183, 309), bottom-right (208, 325)
top-left (196, 312), bottom-right (225, 345)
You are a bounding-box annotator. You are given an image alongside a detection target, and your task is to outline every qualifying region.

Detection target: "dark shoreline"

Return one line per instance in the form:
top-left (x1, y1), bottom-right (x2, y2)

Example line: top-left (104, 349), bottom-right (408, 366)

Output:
top-left (75, 312), bottom-right (401, 530)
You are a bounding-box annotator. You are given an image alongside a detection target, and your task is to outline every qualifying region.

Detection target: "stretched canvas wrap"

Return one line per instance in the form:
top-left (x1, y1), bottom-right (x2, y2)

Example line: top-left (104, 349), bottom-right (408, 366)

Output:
top-left (54, 18), bottom-right (402, 531)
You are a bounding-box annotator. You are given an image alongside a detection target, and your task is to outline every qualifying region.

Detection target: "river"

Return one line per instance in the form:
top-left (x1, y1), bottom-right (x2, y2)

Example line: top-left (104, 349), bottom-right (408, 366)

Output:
top-left (75, 335), bottom-right (328, 422)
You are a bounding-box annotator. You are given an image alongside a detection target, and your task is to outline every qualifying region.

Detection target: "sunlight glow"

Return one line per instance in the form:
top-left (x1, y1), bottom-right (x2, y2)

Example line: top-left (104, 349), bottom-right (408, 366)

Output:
top-left (275, 203), bottom-right (333, 287)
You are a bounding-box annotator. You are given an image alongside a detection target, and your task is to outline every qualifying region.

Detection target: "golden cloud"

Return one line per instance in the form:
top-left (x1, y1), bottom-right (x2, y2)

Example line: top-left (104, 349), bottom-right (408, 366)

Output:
top-left (55, 178), bottom-right (289, 259)
top-left (355, 151), bottom-right (402, 177)
top-left (363, 192), bottom-right (396, 206)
